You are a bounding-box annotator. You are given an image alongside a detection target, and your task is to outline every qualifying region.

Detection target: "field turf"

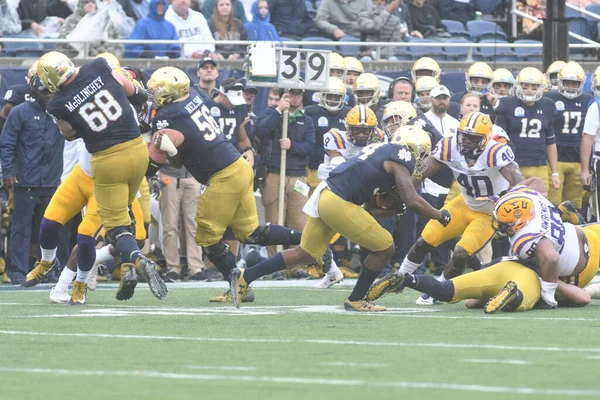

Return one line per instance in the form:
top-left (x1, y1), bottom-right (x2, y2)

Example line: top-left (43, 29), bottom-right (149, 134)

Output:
top-left (0, 279), bottom-right (599, 400)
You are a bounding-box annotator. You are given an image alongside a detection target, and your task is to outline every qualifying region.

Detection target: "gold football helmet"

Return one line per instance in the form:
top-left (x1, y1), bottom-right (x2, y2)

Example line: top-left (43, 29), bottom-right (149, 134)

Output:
top-left (457, 111), bottom-right (492, 157)
top-left (27, 60), bottom-right (39, 85)
top-left (37, 51), bottom-right (77, 93)
top-left (415, 76), bottom-right (439, 111)
top-left (593, 72), bottom-right (600, 98)
top-left (492, 193), bottom-right (536, 236)
top-left (345, 104), bottom-right (377, 147)
top-left (411, 57), bottom-right (441, 82)
top-left (558, 61), bottom-right (585, 99)
top-left (466, 62), bottom-right (493, 95)
top-left (382, 101), bottom-right (418, 139)
top-left (546, 60), bottom-right (567, 91)
top-left (344, 57), bottom-right (364, 87)
top-left (319, 77), bottom-right (347, 112)
top-left (491, 68), bottom-right (515, 97)
top-left (515, 67), bottom-right (545, 102)
top-left (94, 52), bottom-right (120, 68)
top-left (390, 125), bottom-right (432, 177)
top-left (147, 67), bottom-right (191, 108)
top-left (353, 73), bottom-right (381, 107)
top-left (329, 52), bottom-right (346, 79)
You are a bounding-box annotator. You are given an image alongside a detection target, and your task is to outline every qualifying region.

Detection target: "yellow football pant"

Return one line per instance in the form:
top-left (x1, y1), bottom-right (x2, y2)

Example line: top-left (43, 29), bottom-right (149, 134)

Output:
top-left (548, 161), bottom-right (584, 208)
top-left (560, 224), bottom-right (600, 288)
top-left (138, 177), bottom-right (151, 224)
top-left (300, 188), bottom-right (393, 261)
top-left (520, 165), bottom-right (550, 196)
top-left (90, 136), bottom-right (147, 231)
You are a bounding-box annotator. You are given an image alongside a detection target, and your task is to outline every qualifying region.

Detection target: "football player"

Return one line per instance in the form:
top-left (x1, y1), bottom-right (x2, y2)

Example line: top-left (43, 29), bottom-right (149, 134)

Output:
top-left (353, 73), bottom-right (384, 114)
top-left (410, 57), bottom-right (441, 82)
top-left (36, 51), bottom-right (167, 301)
top-left (229, 126), bottom-right (452, 311)
top-left (452, 62), bottom-right (496, 120)
top-left (372, 112), bottom-right (536, 304)
top-left (495, 67), bottom-right (560, 192)
top-left (146, 67), bottom-right (311, 303)
top-left (543, 61), bottom-right (592, 209)
top-left (0, 60), bottom-right (37, 132)
top-left (414, 76), bottom-right (438, 113)
top-left (490, 68), bottom-right (515, 99)
top-left (343, 57), bottom-right (363, 88)
top-left (329, 53), bottom-right (346, 80)
top-left (546, 61), bottom-right (567, 91)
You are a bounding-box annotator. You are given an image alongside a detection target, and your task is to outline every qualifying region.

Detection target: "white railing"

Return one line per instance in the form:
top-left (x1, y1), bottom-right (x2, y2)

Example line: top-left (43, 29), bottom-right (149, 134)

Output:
top-left (566, 2), bottom-right (600, 21)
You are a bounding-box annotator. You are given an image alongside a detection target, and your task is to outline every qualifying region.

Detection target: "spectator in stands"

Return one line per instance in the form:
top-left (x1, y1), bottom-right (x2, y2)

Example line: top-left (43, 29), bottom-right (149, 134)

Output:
top-left (17, 0), bottom-right (64, 35)
top-left (166, 0), bottom-right (216, 59)
top-left (125, 0), bottom-right (181, 58)
top-left (268, 0), bottom-right (313, 38)
top-left (119, 0), bottom-right (149, 21)
top-left (48, 0), bottom-right (74, 19)
top-left (358, 0), bottom-right (408, 59)
top-left (208, 0), bottom-right (249, 60)
top-left (406, 0), bottom-right (451, 39)
top-left (0, 76), bottom-right (64, 285)
top-left (517, 0), bottom-right (545, 41)
top-left (202, 0), bottom-right (248, 22)
top-left (57, 0), bottom-right (123, 58)
top-left (315, 0), bottom-right (369, 40)
top-left (245, 0), bottom-right (280, 41)
top-left (439, 0), bottom-right (479, 27)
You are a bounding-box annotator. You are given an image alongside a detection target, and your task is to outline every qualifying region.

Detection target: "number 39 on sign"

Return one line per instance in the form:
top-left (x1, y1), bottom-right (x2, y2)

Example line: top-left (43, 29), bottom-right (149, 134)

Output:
top-left (277, 49), bottom-right (330, 91)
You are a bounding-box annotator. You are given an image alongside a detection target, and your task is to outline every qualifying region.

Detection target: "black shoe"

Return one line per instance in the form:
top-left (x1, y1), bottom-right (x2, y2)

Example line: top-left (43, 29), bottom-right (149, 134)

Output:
top-left (188, 270), bottom-right (209, 281)
top-left (164, 271), bottom-right (180, 283)
top-left (205, 267), bottom-right (224, 282)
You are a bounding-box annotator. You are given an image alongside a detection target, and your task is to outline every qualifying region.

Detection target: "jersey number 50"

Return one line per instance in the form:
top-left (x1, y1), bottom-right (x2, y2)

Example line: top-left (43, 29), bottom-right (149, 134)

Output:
top-left (79, 89), bottom-right (123, 132)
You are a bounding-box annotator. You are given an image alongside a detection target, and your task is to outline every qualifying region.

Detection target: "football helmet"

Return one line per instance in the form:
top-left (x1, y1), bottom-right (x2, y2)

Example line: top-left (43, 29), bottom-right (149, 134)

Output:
top-left (37, 51), bottom-right (77, 93)
top-left (492, 193), bottom-right (536, 236)
top-left (329, 52), bottom-right (346, 79)
top-left (27, 60), bottom-right (39, 85)
top-left (147, 67), bottom-right (191, 108)
top-left (415, 76), bottom-right (439, 111)
top-left (411, 57), bottom-right (441, 82)
top-left (353, 73), bottom-right (381, 107)
top-left (94, 52), bottom-right (120, 67)
top-left (491, 68), bottom-right (515, 97)
top-left (345, 104), bottom-right (377, 147)
top-left (558, 61), bottom-right (585, 99)
top-left (319, 77), bottom-right (347, 112)
top-left (515, 67), bottom-right (545, 102)
top-left (593, 71), bottom-right (600, 98)
top-left (382, 101), bottom-right (417, 139)
top-left (546, 60), bottom-right (566, 91)
top-left (456, 111), bottom-right (492, 157)
top-left (344, 57), bottom-right (363, 86)
top-left (466, 62), bottom-right (493, 95)
top-left (390, 125), bottom-right (432, 177)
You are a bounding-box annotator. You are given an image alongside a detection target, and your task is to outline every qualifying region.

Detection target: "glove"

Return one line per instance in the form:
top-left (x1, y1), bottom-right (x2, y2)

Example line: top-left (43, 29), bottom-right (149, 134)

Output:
top-left (154, 133), bottom-right (178, 156)
top-left (438, 209), bottom-right (451, 227)
top-left (149, 176), bottom-right (170, 200)
top-left (396, 202), bottom-right (407, 216)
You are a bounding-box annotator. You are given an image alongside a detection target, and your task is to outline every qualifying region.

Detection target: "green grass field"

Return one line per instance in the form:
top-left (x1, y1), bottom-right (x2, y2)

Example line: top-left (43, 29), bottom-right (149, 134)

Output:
top-left (1, 279), bottom-right (599, 400)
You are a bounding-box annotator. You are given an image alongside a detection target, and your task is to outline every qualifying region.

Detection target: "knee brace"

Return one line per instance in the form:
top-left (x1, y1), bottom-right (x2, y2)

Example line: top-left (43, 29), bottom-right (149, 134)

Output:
top-left (106, 226), bottom-right (134, 246)
top-left (243, 223), bottom-right (271, 245)
top-left (202, 240), bottom-right (235, 281)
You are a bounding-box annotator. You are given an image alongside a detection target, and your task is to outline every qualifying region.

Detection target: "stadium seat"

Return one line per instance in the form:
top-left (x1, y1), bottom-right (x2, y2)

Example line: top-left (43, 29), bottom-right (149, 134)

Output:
top-left (337, 35), bottom-right (361, 56)
top-left (443, 37), bottom-right (472, 61)
top-left (513, 39), bottom-right (543, 61)
top-left (586, 5), bottom-right (600, 38)
top-left (466, 20), bottom-right (507, 42)
top-left (407, 39), bottom-right (447, 60)
top-left (569, 18), bottom-right (592, 52)
top-left (442, 19), bottom-right (469, 38)
top-left (305, 0), bottom-right (317, 18)
top-left (302, 36), bottom-right (337, 52)
top-left (566, 7), bottom-right (584, 19)
top-left (478, 0), bottom-right (499, 14)
top-left (477, 39), bottom-right (518, 61)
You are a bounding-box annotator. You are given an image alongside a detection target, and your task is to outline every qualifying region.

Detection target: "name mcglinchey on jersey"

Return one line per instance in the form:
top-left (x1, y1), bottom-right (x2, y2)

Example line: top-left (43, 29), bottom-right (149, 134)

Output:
top-left (65, 77), bottom-right (105, 112)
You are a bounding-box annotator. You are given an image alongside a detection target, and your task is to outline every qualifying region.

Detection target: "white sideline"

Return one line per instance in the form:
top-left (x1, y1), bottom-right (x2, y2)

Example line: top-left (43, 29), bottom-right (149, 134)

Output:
top-left (320, 361), bottom-right (389, 368)
top-left (185, 365), bottom-right (257, 371)
top-left (0, 367), bottom-right (597, 396)
top-left (460, 359), bottom-right (532, 365)
top-left (1, 330), bottom-right (600, 354)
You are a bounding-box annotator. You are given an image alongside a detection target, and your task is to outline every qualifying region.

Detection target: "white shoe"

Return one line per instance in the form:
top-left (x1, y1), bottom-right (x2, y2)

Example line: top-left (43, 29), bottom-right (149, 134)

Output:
top-left (87, 263), bottom-right (99, 291)
top-left (313, 270), bottom-right (344, 289)
top-left (415, 294), bottom-right (438, 305)
top-left (585, 283), bottom-right (600, 299)
top-left (49, 286), bottom-right (70, 304)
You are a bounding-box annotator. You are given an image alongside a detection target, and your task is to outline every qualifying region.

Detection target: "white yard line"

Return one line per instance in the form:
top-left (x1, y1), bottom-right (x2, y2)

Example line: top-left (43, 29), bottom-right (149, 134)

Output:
top-left (320, 361), bottom-right (390, 368)
top-left (0, 330), bottom-right (598, 354)
top-left (460, 359), bottom-right (532, 365)
top-left (584, 355), bottom-right (600, 360)
top-left (185, 365), bottom-right (257, 371)
top-left (0, 366), bottom-right (597, 396)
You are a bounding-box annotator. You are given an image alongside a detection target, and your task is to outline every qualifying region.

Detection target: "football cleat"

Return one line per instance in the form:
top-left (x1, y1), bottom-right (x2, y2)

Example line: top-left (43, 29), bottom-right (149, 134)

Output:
top-left (69, 281), bottom-right (87, 305)
top-left (23, 258), bottom-right (60, 287)
top-left (558, 201), bottom-right (585, 225)
top-left (313, 266), bottom-right (344, 289)
top-left (49, 286), bottom-right (70, 304)
top-left (415, 294), bottom-right (439, 306)
top-left (339, 266), bottom-right (359, 279)
top-left (584, 283), bottom-right (600, 299)
top-left (366, 272), bottom-right (406, 301)
top-left (343, 298), bottom-right (386, 312)
top-left (484, 281), bottom-right (518, 314)
top-left (116, 263), bottom-right (138, 301)
top-left (306, 265), bottom-right (324, 279)
top-left (87, 262), bottom-right (100, 291)
top-left (209, 288), bottom-right (256, 303)
top-left (230, 268), bottom-right (250, 308)
top-left (135, 256), bottom-right (168, 300)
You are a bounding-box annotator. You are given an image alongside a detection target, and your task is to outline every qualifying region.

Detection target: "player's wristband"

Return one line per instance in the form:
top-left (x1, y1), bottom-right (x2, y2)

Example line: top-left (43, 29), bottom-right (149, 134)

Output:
top-left (146, 159), bottom-right (163, 177)
top-left (551, 173), bottom-right (559, 177)
top-left (242, 146), bottom-right (255, 154)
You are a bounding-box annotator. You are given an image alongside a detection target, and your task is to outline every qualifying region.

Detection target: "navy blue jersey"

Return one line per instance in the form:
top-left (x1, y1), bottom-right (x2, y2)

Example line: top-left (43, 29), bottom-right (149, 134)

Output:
top-left (327, 143), bottom-right (415, 205)
top-left (47, 58), bottom-right (140, 153)
top-left (152, 89), bottom-right (240, 184)
top-left (495, 96), bottom-right (557, 167)
top-left (203, 98), bottom-right (248, 152)
top-left (3, 84), bottom-right (33, 106)
top-left (304, 104), bottom-right (351, 170)
top-left (307, 87), bottom-right (355, 107)
top-left (451, 92), bottom-right (495, 121)
top-left (544, 90), bottom-right (594, 163)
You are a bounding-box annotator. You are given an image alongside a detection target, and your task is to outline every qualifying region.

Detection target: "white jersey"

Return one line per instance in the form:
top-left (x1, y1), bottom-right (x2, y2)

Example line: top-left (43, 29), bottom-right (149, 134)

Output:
top-left (317, 128), bottom-right (385, 180)
top-left (432, 136), bottom-right (514, 213)
top-left (79, 149), bottom-right (93, 177)
top-left (508, 190), bottom-right (580, 277)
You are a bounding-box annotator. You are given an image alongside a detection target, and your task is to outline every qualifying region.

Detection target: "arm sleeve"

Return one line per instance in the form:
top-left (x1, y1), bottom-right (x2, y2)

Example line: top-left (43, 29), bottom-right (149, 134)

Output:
top-left (0, 109), bottom-right (21, 177)
top-left (289, 117), bottom-right (315, 156)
